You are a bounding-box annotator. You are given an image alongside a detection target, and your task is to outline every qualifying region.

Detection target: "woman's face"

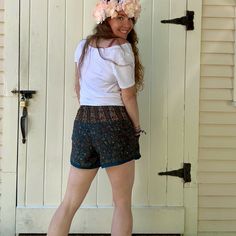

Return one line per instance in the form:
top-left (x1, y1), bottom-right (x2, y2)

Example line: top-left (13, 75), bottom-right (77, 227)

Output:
top-left (108, 11), bottom-right (134, 39)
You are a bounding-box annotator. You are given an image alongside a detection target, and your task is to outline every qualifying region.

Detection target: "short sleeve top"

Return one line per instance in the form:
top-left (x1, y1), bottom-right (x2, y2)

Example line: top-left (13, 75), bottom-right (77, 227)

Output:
top-left (74, 39), bottom-right (135, 106)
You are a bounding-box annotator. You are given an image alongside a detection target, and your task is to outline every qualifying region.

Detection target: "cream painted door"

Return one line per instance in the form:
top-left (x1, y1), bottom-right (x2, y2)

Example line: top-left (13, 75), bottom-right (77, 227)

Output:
top-left (16, 0), bottom-right (188, 234)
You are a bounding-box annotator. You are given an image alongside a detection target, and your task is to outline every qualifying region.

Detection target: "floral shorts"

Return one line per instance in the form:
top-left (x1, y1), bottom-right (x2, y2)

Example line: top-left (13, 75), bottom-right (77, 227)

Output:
top-left (70, 105), bottom-right (141, 169)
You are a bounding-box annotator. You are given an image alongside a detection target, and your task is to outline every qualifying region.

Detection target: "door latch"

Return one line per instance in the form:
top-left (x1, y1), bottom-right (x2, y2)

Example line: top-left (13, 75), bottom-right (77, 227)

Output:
top-left (158, 163), bottom-right (191, 183)
top-left (161, 10), bottom-right (194, 31)
top-left (11, 89), bottom-right (37, 144)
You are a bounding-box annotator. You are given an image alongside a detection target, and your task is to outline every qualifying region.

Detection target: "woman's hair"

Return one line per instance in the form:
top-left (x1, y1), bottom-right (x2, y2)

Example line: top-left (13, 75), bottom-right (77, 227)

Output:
top-left (78, 19), bottom-right (144, 92)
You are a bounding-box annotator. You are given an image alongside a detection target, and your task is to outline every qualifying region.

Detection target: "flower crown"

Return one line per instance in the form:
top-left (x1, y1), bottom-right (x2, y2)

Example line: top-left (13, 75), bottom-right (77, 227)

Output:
top-left (93, 0), bottom-right (141, 24)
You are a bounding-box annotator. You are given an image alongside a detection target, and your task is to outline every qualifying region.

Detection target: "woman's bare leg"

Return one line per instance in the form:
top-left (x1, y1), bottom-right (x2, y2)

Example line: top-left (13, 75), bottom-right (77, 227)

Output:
top-left (47, 166), bottom-right (99, 236)
top-left (106, 160), bottom-right (135, 236)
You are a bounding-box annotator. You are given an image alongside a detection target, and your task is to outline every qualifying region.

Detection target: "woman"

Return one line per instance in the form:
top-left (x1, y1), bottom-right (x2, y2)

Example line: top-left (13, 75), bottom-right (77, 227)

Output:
top-left (47, 0), bottom-right (144, 235)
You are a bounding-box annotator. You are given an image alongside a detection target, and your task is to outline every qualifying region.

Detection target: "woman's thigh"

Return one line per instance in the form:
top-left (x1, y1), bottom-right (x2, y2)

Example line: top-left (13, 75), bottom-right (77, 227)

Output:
top-left (62, 166), bottom-right (99, 210)
top-left (106, 160), bottom-right (135, 206)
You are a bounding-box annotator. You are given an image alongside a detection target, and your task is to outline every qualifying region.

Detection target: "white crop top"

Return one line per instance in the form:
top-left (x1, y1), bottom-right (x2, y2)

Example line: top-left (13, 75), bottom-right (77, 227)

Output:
top-left (74, 39), bottom-right (135, 106)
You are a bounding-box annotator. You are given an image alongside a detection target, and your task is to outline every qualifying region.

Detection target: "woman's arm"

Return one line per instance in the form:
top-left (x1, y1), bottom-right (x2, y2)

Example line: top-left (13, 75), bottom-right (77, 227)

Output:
top-left (121, 85), bottom-right (140, 129)
top-left (74, 63), bottom-right (80, 103)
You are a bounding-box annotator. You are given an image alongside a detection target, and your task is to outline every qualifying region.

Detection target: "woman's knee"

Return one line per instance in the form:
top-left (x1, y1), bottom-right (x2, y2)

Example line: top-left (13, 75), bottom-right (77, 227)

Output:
top-left (113, 197), bottom-right (132, 209)
top-left (61, 197), bottom-right (82, 214)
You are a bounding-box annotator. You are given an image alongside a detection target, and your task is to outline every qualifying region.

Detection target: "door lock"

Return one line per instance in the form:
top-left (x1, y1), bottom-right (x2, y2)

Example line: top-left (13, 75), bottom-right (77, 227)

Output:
top-left (11, 89), bottom-right (37, 144)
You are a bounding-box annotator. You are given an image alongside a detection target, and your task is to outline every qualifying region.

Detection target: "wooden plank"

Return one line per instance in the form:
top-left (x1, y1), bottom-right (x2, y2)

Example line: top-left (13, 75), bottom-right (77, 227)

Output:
top-left (201, 65), bottom-right (233, 77)
top-left (199, 183), bottom-right (236, 196)
top-left (183, 0), bottom-right (202, 232)
top-left (17, 0), bottom-right (30, 207)
top-left (201, 54), bottom-right (234, 66)
top-left (16, 207), bottom-right (184, 234)
top-left (202, 29), bottom-right (234, 42)
top-left (0, 71), bottom-right (4, 83)
top-left (1, 173), bottom-right (17, 235)
top-left (202, 6), bottom-right (235, 17)
top-left (0, 22), bottom-right (3, 34)
top-left (200, 112), bottom-right (236, 124)
top-left (200, 88), bottom-right (232, 100)
top-left (0, 46), bottom-right (3, 58)
top-left (198, 233), bottom-right (236, 236)
top-left (0, 0), bottom-right (4, 10)
top-left (0, 10), bottom-right (4, 22)
top-left (25, 0), bottom-right (48, 205)
top-left (0, 58), bottom-right (3, 71)
top-left (199, 208), bottom-right (236, 220)
top-left (166, 0), bottom-right (185, 207)
top-left (83, 0), bottom-right (97, 38)
top-left (1, 0), bottom-right (19, 234)
top-left (200, 124), bottom-right (236, 136)
top-left (202, 18), bottom-right (234, 30)
top-left (0, 35), bottom-right (3, 47)
top-left (44, 0), bottom-right (66, 205)
top-left (199, 220), bottom-right (236, 232)
top-left (233, 6), bottom-right (236, 104)
top-left (201, 42), bottom-right (234, 54)
top-left (199, 196), bottom-right (236, 208)
top-left (199, 147), bottom-right (236, 161)
top-left (198, 160), bottom-right (236, 172)
top-left (200, 78), bottom-right (233, 89)
top-left (203, 0), bottom-right (236, 5)
top-left (199, 136), bottom-right (236, 148)
top-left (149, 0), bottom-right (168, 205)
top-left (62, 0), bottom-right (84, 200)
top-left (198, 172), bottom-right (236, 184)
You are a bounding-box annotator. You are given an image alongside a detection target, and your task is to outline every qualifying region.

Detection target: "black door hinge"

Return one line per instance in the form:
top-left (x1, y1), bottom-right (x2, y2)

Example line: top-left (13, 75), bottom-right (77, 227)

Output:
top-left (161, 10), bottom-right (194, 31)
top-left (158, 163), bottom-right (191, 183)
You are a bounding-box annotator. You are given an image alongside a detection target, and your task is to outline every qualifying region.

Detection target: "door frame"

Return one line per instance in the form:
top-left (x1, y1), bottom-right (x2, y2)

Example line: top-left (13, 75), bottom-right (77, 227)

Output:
top-left (1, 0), bottom-right (202, 235)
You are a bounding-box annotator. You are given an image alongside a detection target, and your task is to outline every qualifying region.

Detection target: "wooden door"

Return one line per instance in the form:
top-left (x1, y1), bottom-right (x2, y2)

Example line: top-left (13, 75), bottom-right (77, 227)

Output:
top-left (16, 0), bottom-right (187, 234)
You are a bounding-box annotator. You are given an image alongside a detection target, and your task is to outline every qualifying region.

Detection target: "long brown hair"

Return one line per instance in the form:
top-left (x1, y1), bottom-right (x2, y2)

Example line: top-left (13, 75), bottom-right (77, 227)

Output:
top-left (78, 19), bottom-right (144, 92)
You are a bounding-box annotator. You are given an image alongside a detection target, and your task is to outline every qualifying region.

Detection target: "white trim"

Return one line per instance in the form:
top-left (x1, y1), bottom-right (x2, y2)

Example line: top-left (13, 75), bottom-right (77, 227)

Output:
top-left (1, 0), bottom-right (19, 235)
top-left (183, 0), bottom-right (202, 235)
top-left (16, 206), bottom-right (184, 234)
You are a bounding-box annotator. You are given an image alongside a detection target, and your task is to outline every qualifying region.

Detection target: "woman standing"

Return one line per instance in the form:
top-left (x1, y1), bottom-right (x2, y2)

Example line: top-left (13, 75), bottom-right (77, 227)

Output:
top-left (47, 0), bottom-right (144, 235)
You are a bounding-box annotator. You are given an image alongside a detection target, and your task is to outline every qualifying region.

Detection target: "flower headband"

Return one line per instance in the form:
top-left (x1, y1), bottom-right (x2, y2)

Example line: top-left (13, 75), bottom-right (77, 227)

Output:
top-left (93, 0), bottom-right (141, 24)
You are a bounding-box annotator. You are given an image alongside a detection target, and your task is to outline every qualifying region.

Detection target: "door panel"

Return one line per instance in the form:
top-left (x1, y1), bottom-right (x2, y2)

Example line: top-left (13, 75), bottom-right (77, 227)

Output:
top-left (16, 0), bottom-right (187, 233)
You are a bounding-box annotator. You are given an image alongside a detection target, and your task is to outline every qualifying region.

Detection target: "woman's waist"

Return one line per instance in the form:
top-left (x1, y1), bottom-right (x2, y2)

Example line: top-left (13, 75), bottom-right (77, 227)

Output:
top-left (75, 105), bottom-right (131, 123)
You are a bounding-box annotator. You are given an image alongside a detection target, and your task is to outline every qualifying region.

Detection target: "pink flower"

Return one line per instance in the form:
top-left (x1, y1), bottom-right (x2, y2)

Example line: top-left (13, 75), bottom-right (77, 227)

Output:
top-left (93, 1), bottom-right (107, 24)
top-left (122, 0), bottom-right (141, 19)
top-left (105, 0), bottom-right (118, 18)
top-left (93, 0), bottom-right (141, 24)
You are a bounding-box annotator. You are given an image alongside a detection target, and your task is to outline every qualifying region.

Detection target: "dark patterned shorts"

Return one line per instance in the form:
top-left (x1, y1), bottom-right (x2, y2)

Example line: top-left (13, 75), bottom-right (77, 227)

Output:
top-left (70, 105), bottom-right (141, 169)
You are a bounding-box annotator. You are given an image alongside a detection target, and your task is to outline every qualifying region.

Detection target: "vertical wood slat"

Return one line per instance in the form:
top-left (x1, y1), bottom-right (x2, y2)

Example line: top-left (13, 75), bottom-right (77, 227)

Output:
top-left (166, 0), bottom-right (186, 206)
top-left (149, 0), bottom-right (169, 205)
top-left (62, 0), bottom-right (84, 201)
top-left (1, 0), bottom-right (19, 234)
top-left (131, 0), bottom-right (151, 206)
top-left (17, 0), bottom-right (30, 206)
top-left (44, 0), bottom-right (66, 205)
top-left (26, 0), bottom-right (48, 205)
top-left (183, 0), bottom-right (202, 234)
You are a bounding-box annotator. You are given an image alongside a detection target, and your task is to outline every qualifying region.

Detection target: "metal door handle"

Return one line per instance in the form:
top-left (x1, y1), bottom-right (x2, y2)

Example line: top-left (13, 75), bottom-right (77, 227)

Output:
top-left (20, 107), bottom-right (27, 144)
top-left (12, 89), bottom-right (37, 144)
